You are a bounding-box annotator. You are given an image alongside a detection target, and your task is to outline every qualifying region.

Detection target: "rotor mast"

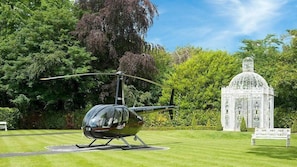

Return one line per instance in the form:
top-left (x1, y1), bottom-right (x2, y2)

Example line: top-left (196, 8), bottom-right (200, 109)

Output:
top-left (115, 71), bottom-right (125, 105)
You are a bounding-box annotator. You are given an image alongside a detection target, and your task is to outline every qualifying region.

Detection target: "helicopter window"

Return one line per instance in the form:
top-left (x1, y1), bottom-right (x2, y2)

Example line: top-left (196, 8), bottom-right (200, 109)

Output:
top-left (101, 107), bottom-right (114, 127)
top-left (114, 107), bottom-right (129, 124)
top-left (114, 108), bottom-right (123, 124)
top-left (83, 105), bottom-right (115, 128)
top-left (122, 108), bottom-right (129, 123)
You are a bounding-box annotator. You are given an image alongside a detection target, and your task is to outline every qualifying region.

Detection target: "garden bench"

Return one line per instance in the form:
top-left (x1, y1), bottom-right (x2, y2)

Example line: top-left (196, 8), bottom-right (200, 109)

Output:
top-left (251, 128), bottom-right (291, 147)
top-left (0, 121), bottom-right (7, 131)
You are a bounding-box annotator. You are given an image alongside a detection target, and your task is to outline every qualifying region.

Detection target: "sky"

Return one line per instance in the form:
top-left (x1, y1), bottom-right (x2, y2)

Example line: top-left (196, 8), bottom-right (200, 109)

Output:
top-left (146, 0), bottom-right (297, 53)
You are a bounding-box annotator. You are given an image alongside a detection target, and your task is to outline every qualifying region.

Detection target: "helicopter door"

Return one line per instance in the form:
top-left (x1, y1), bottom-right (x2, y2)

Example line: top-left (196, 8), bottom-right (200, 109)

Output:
top-left (113, 109), bottom-right (122, 125)
top-left (114, 107), bottom-right (129, 129)
top-left (101, 107), bottom-right (114, 128)
top-left (122, 108), bottom-right (129, 123)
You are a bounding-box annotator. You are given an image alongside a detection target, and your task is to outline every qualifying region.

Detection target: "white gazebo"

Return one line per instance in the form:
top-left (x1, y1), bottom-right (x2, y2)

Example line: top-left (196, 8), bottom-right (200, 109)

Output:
top-left (221, 57), bottom-right (274, 131)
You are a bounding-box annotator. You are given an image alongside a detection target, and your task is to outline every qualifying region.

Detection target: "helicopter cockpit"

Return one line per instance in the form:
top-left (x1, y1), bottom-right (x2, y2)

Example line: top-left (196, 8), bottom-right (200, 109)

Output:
top-left (82, 105), bottom-right (129, 129)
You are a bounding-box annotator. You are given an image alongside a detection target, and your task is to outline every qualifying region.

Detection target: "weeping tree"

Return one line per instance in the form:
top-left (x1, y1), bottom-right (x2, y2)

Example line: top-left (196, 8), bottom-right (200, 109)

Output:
top-left (72, 0), bottom-right (159, 70)
top-left (72, 0), bottom-right (161, 104)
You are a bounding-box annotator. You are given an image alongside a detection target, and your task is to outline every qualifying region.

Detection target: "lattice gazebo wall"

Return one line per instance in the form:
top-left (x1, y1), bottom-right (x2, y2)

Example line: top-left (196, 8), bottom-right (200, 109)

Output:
top-left (221, 57), bottom-right (274, 131)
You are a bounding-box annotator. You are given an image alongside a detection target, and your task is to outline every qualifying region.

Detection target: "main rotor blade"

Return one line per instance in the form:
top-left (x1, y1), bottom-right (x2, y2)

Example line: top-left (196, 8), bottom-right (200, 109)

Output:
top-left (123, 74), bottom-right (163, 87)
top-left (40, 72), bottom-right (116, 81)
top-left (40, 71), bottom-right (163, 87)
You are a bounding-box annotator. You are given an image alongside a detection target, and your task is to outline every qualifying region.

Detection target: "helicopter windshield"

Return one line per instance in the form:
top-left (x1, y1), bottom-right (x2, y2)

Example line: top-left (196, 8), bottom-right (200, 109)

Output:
top-left (82, 105), bottom-right (115, 128)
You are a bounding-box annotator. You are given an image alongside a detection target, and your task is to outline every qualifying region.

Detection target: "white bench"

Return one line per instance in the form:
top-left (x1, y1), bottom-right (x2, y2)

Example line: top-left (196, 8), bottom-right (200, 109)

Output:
top-left (0, 121), bottom-right (7, 131)
top-left (251, 128), bottom-right (291, 147)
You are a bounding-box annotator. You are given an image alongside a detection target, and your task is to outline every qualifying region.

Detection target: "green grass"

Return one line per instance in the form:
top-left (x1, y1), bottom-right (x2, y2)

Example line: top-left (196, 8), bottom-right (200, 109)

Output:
top-left (0, 129), bottom-right (297, 167)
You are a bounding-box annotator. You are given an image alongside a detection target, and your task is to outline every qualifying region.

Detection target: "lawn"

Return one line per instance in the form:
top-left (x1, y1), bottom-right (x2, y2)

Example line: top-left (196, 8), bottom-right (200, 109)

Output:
top-left (0, 129), bottom-right (296, 167)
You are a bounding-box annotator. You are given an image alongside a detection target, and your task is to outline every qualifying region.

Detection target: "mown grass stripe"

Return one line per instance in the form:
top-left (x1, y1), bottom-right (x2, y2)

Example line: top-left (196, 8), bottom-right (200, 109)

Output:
top-left (1, 130), bottom-right (297, 167)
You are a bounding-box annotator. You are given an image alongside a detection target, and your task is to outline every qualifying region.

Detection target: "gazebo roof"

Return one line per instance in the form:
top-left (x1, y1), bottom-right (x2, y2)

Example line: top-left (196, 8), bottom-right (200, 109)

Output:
top-left (228, 57), bottom-right (269, 89)
top-left (228, 72), bottom-right (268, 89)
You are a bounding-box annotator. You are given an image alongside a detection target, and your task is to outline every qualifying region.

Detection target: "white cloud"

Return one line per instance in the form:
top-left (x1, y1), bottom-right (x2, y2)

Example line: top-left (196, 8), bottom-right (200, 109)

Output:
top-left (209, 0), bottom-right (288, 35)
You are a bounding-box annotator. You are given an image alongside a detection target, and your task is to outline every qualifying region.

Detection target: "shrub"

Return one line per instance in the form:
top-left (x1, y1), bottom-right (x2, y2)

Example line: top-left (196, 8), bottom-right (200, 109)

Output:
top-left (215, 115), bottom-right (223, 131)
top-left (40, 110), bottom-right (66, 129)
top-left (274, 107), bottom-right (297, 128)
top-left (240, 117), bottom-right (247, 132)
top-left (0, 107), bottom-right (21, 129)
top-left (206, 119), bottom-right (211, 127)
top-left (292, 119), bottom-right (297, 133)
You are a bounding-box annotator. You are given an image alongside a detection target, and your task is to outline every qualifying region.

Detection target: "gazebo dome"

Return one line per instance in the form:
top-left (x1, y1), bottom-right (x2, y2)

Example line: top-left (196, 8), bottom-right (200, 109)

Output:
top-left (229, 72), bottom-right (268, 89)
top-left (228, 57), bottom-right (268, 89)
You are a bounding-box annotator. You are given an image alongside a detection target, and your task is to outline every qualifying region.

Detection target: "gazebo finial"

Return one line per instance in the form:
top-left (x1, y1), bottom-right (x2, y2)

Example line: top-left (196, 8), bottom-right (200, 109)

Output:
top-left (242, 57), bottom-right (254, 72)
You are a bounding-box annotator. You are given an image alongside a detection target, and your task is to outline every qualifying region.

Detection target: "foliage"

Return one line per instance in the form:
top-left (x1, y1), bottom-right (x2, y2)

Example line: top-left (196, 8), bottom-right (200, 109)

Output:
top-left (215, 115), bottom-right (223, 131)
top-left (124, 85), bottom-right (153, 107)
top-left (272, 30), bottom-right (297, 110)
top-left (0, 0), bottom-right (95, 112)
top-left (171, 46), bottom-right (202, 64)
top-left (10, 94), bottom-right (30, 113)
top-left (142, 112), bottom-right (170, 127)
top-left (119, 52), bottom-right (158, 90)
top-left (274, 107), bottom-right (297, 128)
top-left (206, 119), bottom-right (211, 127)
top-left (0, 107), bottom-right (20, 129)
top-left (240, 117), bottom-right (247, 132)
top-left (292, 119), bottom-right (297, 133)
top-left (161, 50), bottom-right (240, 111)
top-left (72, 0), bottom-right (158, 69)
top-left (19, 109), bottom-right (87, 129)
top-left (0, 0), bottom-right (39, 36)
top-left (234, 34), bottom-right (281, 84)
top-left (40, 111), bottom-right (67, 129)
top-left (143, 109), bottom-right (220, 128)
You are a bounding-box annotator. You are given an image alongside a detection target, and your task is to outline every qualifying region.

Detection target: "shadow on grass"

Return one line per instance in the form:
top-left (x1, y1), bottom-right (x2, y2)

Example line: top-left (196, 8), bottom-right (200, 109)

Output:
top-left (247, 145), bottom-right (297, 160)
top-left (0, 145), bottom-right (168, 158)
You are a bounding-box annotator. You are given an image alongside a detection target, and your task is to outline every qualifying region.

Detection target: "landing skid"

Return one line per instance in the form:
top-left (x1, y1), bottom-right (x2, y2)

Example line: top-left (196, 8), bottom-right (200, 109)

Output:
top-left (75, 138), bottom-right (113, 148)
top-left (76, 135), bottom-right (148, 150)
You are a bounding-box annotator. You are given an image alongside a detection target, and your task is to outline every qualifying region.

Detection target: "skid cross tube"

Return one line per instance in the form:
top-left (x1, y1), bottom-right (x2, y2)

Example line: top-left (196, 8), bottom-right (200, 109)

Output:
top-left (76, 138), bottom-right (114, 148)
top-left (119, 135), bottom-right (148, 150)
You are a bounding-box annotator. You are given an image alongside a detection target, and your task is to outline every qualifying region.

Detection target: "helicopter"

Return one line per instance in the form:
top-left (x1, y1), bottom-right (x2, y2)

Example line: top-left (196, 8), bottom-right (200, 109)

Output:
top-left (41, 71), bottom-right (176, 150)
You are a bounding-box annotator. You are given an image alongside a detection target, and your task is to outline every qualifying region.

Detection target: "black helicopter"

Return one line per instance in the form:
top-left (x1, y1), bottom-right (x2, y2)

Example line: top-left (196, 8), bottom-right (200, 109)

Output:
top-left (41, 71), bottom-right (176, 149)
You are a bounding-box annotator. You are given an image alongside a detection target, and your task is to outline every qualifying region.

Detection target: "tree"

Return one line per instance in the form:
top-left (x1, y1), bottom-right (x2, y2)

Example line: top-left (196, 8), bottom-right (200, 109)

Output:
top-left (119, 52), bottom-right (158, 89)
top-left (272, 30), bottom-right (297, 110)
top-left (0, 0), bottom-right (95, 111)
top-left (0, 0), bottom-right (39, 37)
top-left (160, 50), bottom-right (240, 110)
top-left (171, 46), bottom-right (202, 65)
top-left (234, 34), bottom-right (281, 84)
top-left (72, 0), bottom-right (158, 70)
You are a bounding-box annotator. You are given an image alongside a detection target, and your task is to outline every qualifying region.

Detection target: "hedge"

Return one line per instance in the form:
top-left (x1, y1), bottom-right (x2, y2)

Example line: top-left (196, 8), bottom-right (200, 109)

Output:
top-left (0, 107), bottom-right (20, 129)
